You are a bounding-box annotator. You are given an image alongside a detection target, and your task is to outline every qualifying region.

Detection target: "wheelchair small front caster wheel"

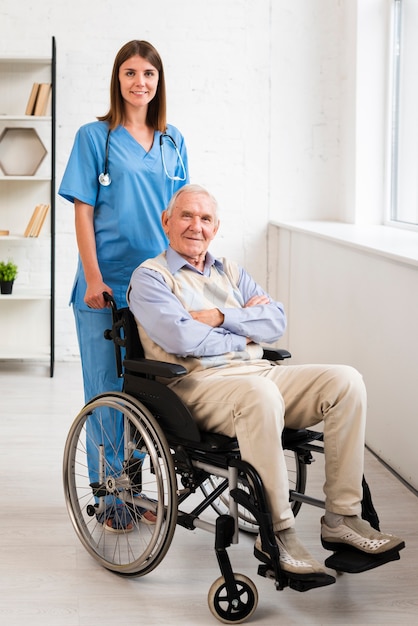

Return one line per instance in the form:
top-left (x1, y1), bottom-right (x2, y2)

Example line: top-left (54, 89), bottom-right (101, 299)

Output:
top-left (86, 504), bottom-right (96, 517)
top-left (208, 573), bottom-right (258, 623)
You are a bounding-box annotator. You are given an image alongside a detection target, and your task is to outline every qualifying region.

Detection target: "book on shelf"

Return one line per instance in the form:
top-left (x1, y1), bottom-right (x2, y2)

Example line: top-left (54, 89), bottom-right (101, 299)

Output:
top-left (25, 82), bottom-right (40, 115)
top-left (25, 82), bottom-right (51, 116)
top-left (24, 203), bottom-right (50, 237)
top-left (33, 83), bottom-right (52, 116)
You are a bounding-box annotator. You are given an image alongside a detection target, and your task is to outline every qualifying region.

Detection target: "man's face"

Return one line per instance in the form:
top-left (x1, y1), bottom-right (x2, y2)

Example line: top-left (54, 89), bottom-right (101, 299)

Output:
top-left (162, 193), bottom-right (219, 261)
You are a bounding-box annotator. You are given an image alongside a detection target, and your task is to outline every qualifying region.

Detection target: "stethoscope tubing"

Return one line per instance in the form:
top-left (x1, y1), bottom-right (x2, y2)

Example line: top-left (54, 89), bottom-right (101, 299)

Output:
top-left (98, 129), bottom-right (112, 186)
top-left (98, 128), bottom-right (186, 186)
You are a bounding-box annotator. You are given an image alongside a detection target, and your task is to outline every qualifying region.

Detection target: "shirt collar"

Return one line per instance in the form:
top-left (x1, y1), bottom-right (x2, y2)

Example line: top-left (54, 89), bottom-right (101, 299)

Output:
top-left (166, 246), bottom-right (223, 275)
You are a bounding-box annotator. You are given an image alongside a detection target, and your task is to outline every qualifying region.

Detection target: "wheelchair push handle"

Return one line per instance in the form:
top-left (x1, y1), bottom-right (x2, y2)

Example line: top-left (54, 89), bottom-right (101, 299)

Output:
top-left (102, 291), bottom-right (124, 378)
top-left (103, 291), bottom-right (117, 309)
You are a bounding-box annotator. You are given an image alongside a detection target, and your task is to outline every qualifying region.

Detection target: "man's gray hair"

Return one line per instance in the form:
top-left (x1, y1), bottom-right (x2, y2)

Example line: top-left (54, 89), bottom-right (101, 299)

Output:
top-left (166, 184), bottom-right (219, 223)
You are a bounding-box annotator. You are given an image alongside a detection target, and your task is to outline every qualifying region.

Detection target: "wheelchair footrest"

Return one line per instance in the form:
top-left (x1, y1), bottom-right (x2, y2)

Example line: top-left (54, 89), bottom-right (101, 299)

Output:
top-left (287, 571), bottom-right (336, 592)
top-left (257, 563), bottom-right (336, 592)
top-left (324, 546), bottom-right (402, 573)
top-left (257, 564), bottom-right (286, 590)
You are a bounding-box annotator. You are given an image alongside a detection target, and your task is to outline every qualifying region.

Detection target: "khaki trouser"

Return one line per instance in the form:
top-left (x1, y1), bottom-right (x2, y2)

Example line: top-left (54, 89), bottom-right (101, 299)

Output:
top-left (169, 361), bottom-right (367, 531)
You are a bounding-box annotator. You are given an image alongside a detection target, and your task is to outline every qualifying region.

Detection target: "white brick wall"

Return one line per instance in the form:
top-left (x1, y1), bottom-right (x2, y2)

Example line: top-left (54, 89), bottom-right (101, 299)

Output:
top-left (0, 0), bottom-right (344, 361)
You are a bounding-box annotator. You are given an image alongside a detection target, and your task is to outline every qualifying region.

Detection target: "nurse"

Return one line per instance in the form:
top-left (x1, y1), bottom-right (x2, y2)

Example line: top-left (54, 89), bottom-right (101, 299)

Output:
top-left (59, 40), bottom-right (189, 530)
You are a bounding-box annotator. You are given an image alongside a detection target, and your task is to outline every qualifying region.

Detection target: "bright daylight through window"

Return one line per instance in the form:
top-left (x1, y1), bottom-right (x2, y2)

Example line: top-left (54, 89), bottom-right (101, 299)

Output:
top-left (389, 0), bottom-right (418, 227)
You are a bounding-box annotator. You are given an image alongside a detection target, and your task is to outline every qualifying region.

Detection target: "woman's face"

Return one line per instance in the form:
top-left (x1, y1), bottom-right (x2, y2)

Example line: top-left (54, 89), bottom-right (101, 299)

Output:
top-left (118, 55), bottom-right (159, 110)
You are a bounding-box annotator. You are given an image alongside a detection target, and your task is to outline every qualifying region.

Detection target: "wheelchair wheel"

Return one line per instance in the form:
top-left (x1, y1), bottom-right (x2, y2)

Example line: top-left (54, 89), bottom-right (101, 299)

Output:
top-left (200, 449), bottom-right (307, 533)
top-left (208, 573), bottom-right (258, 623)
top-left (63, 392), bottom-right (178, 576)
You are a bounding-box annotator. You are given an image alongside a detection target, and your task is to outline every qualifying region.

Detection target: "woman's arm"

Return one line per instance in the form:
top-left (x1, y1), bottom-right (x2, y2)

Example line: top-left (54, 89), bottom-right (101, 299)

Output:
top-left (74, 199), bottom-right (111, 308)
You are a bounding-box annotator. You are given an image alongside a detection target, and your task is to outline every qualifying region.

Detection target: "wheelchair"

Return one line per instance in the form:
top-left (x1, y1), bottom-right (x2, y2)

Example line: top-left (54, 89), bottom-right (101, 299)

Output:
top-left (63, 295), bottom-right (403, 624)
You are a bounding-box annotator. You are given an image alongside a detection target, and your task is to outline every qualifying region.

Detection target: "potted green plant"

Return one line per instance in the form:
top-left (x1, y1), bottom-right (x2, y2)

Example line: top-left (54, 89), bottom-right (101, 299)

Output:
top-left (0, 259), bottom-right (18, 294)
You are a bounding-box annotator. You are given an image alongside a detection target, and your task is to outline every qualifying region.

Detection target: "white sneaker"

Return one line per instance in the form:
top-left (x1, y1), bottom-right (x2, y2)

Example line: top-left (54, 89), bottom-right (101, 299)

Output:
top-left (254, 528), bottom-right (325, 575)
top-left (321, 516), bottom-right (405, 554)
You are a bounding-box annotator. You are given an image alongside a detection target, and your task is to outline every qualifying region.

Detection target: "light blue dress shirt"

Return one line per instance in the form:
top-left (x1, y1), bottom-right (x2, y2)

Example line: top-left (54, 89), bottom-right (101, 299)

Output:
top-left (128, 247), bottom-right (287, 358)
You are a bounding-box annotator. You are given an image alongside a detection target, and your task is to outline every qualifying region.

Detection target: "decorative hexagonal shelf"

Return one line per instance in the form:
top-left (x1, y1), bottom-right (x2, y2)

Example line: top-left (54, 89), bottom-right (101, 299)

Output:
top-left (0, 127), bottom-right (47, 176)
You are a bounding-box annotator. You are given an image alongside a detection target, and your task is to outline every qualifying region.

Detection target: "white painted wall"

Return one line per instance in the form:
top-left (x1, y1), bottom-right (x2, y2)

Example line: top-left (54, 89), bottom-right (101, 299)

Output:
top-left (269, 223), bottom-right (418, 491)
top-left (270, 1), bottom-right (344, 222)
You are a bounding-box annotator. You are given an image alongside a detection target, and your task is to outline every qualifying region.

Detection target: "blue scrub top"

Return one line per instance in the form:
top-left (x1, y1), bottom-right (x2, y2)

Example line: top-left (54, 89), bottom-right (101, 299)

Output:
top-left (59, 121), bottom-right (189, 309)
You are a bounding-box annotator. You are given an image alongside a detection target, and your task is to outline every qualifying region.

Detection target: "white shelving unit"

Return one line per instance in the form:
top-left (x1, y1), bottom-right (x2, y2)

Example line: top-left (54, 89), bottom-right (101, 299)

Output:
top-left (0, 37), bottom-right (55, 376)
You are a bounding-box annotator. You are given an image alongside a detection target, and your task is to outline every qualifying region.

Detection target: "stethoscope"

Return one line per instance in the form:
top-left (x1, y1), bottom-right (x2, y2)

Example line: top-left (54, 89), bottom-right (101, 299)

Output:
top-left (98, 128), bottom-right (187, 186)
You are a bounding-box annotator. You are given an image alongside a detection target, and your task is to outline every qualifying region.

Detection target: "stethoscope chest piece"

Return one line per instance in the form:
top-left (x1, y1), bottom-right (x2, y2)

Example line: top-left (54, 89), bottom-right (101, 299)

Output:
top-left (98, 172), bottom-right (111, 186)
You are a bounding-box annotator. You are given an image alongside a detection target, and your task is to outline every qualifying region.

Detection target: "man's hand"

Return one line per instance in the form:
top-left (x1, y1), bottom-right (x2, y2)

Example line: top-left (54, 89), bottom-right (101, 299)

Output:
top-left (190, 295), bottom-right (269, 334)
top-left (244, 295), bottom-right (270, 307)
top-left (190, 308), bottom-right (224, 327)
top-left (243, 295), bottom-right (270, 342)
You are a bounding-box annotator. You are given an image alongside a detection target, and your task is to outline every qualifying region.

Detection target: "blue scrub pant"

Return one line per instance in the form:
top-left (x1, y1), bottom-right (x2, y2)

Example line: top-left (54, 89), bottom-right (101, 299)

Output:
top-left (73, 305), bottom-right (124, 487)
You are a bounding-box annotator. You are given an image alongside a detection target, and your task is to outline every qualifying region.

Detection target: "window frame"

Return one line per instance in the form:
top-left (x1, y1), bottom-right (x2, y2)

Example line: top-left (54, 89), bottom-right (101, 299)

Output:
top-left (387, 0), bottom-right (418, 230)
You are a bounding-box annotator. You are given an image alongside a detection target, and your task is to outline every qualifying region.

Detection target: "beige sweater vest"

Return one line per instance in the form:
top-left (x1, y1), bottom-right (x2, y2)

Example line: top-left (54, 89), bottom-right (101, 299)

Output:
top-left (136, 252), bottom-right (264, 375)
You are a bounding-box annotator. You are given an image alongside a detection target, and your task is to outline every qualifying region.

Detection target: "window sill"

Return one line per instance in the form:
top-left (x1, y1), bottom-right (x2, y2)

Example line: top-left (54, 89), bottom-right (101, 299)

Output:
top-left (270, 221), bottom-right (418, 268)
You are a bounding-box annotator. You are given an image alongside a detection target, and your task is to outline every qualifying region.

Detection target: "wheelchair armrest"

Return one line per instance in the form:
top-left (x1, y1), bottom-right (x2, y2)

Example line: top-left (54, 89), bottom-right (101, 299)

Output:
top-left (123, 357), bottom-right (188, 379)
top-left (262, 348), bottom-right (292, 361)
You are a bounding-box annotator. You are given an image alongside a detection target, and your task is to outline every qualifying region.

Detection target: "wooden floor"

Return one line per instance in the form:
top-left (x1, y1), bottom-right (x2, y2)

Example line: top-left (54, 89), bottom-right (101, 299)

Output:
top-left (0, 361), bottom-right (417, 626)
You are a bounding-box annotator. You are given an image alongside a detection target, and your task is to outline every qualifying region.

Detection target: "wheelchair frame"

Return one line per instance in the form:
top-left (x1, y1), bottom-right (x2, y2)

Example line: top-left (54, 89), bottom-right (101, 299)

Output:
top-left (62, 295), bottom-right (401, 623)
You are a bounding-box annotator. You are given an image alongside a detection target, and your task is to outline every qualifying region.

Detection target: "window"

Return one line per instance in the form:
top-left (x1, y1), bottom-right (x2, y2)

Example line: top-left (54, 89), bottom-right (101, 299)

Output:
top-left (389, 0), bottom-right (418, 227)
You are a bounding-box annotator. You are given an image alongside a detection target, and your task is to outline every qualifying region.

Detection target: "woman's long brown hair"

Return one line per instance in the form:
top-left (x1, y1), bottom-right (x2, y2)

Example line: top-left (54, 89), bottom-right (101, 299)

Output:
top-left (98, 40), bottom-right (167, 132)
